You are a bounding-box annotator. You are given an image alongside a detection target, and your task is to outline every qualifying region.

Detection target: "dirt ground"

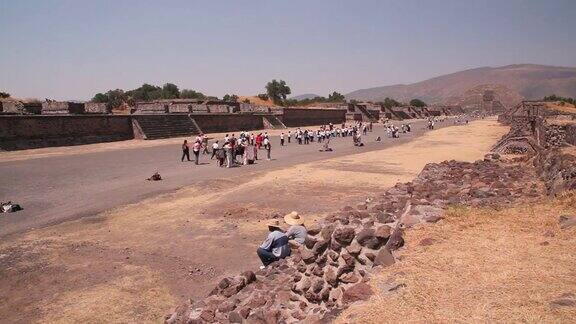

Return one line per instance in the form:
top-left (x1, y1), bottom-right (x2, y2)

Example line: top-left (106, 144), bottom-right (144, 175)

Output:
top-left (0, 119), bottom-right (507, 323)
top-left (338, 192), bottom-right (576, 323)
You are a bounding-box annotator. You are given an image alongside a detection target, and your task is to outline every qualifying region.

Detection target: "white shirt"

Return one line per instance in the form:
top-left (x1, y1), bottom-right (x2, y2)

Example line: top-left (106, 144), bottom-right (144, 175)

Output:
top-left (212, 143), bottom-right (219, 149)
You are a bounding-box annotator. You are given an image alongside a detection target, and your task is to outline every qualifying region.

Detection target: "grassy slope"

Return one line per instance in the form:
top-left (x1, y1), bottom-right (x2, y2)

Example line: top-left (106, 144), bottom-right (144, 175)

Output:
top-left (339, 192), bottom-right (576, 323)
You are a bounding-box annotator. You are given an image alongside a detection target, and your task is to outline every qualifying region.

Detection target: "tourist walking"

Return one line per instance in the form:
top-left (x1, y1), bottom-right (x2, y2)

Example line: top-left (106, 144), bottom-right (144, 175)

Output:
top-left (224, 141), bottom-right (233, 168)
top-left (181, 140), bottom-right (191, 162)
top-left (192, 140), bottom-right (202, 165)
top-left (264, 136), bottom-right (272, 160)
top-left (216, 146), bottom-right (226, 167)
top-left (211, 140), bottom-right (219, 159)
top-left (280, 132), bottom-right (285, 146)
top-left (202, 135), bottom-right (209, 154)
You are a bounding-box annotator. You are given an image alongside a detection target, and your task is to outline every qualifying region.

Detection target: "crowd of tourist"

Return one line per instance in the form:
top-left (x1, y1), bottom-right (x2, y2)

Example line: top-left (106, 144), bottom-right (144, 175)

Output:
top-left (179, 117), bottom-right (459, 168)
top-left (180, 121), bottom-right (380, 167)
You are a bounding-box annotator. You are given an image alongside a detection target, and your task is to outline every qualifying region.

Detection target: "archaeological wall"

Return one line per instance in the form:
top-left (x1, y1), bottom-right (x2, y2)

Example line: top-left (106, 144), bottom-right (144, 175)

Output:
top-left (0, 115), bottom-right (134, 150)
top-left (193, 114), bottom-right (265, 134)
top-left (280, 108), bottom-right (346, 127)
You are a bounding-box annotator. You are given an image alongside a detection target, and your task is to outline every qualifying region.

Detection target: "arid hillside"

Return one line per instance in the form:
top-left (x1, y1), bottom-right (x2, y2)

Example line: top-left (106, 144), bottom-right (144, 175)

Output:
top-left (346, 64), bottom-right (576, 104)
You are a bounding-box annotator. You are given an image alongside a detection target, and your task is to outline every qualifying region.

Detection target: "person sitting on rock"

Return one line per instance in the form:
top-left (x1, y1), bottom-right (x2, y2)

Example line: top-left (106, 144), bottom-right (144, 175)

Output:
top-left (284, 211), bottom-right (307, 248)
top-left (257, 219), bottom-right (291, 269)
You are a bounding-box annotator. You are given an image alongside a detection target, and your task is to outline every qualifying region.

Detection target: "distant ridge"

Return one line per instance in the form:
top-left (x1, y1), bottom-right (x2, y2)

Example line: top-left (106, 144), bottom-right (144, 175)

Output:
top-left (291, 93), bottom-right (322, 100)
top-left (345, 64), bottom-right (576, 105)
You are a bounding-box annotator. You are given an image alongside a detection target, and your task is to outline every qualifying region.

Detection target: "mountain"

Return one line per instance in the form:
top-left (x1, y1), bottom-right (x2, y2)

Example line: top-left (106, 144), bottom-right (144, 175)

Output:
top-left (346, 64), bottom-right (576, 105)
top-left (291, 93), bottom-right (322, 100)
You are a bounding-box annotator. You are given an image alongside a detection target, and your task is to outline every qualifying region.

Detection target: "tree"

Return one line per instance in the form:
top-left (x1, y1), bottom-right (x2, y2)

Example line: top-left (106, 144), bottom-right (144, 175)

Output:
top-left (283, 99), bottom-right (299, 106)
top-left (257, 93), bottom-right (269, 101)
top-left (243, 98), bottom-right (251, 103)
top-left (180, 89), bottom-right (205, 99)
top-left (222, 94), bottom-right (239, 102)
top-left (128, 83), bottom-right (162, 102)
top-left (105, 89), bottom-right (127, 110)
top-left (543, 94), bottom-right (575, 105)
top-left (91, 93), bottom-right (109, 103)
top-left (327, 91), bottom-right (345, 102)
top-left (409, 98), bottom-right (427, 107)
top-left (0, 91), bottom-right (10, 99)
top-left (380, 97), bottom-right (402, 108)
top-left (161, 83), bottom-right (180, 99)
top-left (266, 79), bottom-right (291, 105)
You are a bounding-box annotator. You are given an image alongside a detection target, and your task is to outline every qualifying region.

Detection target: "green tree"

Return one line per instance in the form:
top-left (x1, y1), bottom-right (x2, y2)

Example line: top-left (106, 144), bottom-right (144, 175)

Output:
top-left (180, 89), bottom-right (205, 99)
top-left (283, 98), bottom-right (298, 106)
top-left (257, 93), bottom-right (269, 101)
top-left (128, 83), bottom-right (162, 102)
top-left (91, 93), bottom-right (109, 103)
top-left (543, 94), bottom-right (575, 105)
top-left (327, 91), bottom-right (345, 102)
top-left (105, 89), bottom-right (127, 109)
top-left (380, 97), bottom-right (401, 108)
top-left (409, 98), bottom-right (427, 107)
top-left (0, 91), bottom-right (10, 99)
top-left (161, 83), bottom-right (180, 99)
top-left (266, 79), bottom-right (291, 105)
top-left (243, 98), bottom-right (251, 103)
top-left (222, 94), bottom-right (239, 102)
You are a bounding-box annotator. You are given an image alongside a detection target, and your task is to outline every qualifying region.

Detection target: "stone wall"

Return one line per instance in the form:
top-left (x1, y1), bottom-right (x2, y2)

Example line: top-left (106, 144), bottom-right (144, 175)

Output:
top-left (84, 102), bottom-right (109, 114)
top-left (194, 114), bottom-right (264, 134)
top-left (1, 101), bottom-right (42, 115)
top-left (0, 115), bottom-right (134, 150)
top-left (41, 102), bottom-right (85, 114)
top-left (534, 148), bottom-right (576, 195)
top-left (566, 124), bottom-right (576, 145)
top-left (280, 108), bottom-right (346, 127)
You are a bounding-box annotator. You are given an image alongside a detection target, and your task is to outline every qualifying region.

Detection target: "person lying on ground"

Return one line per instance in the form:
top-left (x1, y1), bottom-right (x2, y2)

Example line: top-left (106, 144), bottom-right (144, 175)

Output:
top-left (257, 219), bottom-right (291, 269)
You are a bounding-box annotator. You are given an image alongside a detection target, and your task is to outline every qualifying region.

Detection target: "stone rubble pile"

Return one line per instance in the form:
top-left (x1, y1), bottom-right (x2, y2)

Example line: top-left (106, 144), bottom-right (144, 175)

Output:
top-left (166, 159), bottom-right (540, 324)
top-left (534, 148), bottom-right (576, 195)
top-left (545, 125), bottom-right (567, 148)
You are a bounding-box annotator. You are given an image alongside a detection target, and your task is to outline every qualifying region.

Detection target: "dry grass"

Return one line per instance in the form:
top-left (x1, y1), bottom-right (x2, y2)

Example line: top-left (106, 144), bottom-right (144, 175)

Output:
top-left (545, 101), bottom-right (576, 114)
top-left (339, 192), bottom-right (576, 323)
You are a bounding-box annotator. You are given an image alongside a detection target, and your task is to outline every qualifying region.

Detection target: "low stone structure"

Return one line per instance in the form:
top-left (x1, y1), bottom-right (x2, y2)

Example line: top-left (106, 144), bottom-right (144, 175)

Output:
top-left (41, 101), bottom-right (85, 114)
top-left (494, 100), bottom-right (576, 194)
top-left (84, 102), bottom-right (109, 114)
top-left (0, 115), bottom-right (134, 150)
top-left (0, 101), bottom-right (42, 115)
top-left (166, 158), bottom-right (540, 323)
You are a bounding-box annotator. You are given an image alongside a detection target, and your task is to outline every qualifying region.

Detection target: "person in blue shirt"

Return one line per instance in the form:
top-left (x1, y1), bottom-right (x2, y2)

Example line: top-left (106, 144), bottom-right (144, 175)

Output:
top-left (257, 219), bottom-right (291, 268)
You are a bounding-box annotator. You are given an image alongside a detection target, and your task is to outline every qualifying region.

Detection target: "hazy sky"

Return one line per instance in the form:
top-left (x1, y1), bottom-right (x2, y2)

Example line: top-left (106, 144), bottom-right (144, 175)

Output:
top-left (1, 0), bottom-right (575, 100)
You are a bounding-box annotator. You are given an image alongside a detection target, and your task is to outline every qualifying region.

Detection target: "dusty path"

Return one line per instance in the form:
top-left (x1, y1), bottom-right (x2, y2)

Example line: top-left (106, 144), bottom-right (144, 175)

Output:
top-left (0, 118), bottom-right (507, 323)
top-left (1, 119), bottom-right (434, 237)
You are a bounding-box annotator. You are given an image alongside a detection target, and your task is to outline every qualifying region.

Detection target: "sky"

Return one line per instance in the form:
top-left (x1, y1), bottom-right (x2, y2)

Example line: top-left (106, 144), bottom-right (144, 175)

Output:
top-left (1, 0), bottom-right (575, 100)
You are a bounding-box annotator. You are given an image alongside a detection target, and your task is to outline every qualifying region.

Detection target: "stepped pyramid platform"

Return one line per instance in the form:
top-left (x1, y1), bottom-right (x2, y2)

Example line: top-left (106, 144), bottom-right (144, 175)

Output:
top-left (132, 115), bottom-right (202, 140)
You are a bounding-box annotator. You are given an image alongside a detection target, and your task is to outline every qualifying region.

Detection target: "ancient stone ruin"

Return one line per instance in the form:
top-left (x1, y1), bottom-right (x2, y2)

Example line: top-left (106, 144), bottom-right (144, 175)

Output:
top-left (164, 98), bottom-right (576, 323)
top-left (166, 155), bottom-right (544, 323)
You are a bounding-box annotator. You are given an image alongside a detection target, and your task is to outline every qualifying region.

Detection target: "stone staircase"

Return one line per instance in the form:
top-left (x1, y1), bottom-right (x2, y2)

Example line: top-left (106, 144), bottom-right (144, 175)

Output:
top-left (132, 115), bottom-right (202, 140)
top-left (263, 115), bottom-right (287, 129)
top-left (356, 105), bottom-right (377, 122)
